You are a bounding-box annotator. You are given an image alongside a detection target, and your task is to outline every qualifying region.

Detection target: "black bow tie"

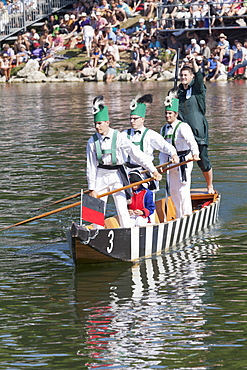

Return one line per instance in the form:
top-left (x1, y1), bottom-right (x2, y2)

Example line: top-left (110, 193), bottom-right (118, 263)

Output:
top-left (103, 136), bottom-right (110, 141)
top-left (166, 125), bottom-right (172, 129)
top-left (134, 130), bottom-right (141, 134)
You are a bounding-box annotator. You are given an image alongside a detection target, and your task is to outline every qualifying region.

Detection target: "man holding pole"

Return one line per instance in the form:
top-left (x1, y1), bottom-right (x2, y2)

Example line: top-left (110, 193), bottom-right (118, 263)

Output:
top-left (177, 53), bottom-right (214, 194)
top-left (87, 96), bottom-right (162, 229)
top-left (160, 96), bottom-right (200, 218)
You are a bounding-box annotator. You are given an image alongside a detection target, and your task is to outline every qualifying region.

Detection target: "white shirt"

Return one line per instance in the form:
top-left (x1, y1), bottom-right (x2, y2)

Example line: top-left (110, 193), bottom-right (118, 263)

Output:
top-left (87, 128), bottom-right (157, 190)
top-left (159, 119), bottom-right (199, 163)
top-left (122, 126), bottom-right (176, 165)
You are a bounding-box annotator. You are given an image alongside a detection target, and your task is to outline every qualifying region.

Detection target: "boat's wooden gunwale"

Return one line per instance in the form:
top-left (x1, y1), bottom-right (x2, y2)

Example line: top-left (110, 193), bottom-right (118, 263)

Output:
top-left (67, 191), bottom-right (220, 265)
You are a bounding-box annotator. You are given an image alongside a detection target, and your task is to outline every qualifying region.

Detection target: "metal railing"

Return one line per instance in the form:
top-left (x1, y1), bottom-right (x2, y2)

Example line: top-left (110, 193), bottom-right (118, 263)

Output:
top-left (0, 0), bottom-right (74, 42)
top-left (155, 1), bottom-right (247, 32)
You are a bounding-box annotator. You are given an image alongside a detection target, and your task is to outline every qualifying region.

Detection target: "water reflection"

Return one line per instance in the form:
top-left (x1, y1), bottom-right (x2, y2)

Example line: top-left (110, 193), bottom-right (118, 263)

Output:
top-left (74, 242), bottom-right (219, 369)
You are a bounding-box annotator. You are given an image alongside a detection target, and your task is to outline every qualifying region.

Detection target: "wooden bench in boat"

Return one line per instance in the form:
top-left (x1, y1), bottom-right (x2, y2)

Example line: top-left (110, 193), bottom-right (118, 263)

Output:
top-left (104, 188), bottom-right (217, 229)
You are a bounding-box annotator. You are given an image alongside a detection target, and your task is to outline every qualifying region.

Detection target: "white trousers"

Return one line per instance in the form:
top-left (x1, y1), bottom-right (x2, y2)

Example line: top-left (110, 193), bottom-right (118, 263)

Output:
top-left (94, 168), bottom-right (131, 229)
top-left (168, 160), bottom-right (193, 218)
top-left (129, 215), bottom-right (149, 227)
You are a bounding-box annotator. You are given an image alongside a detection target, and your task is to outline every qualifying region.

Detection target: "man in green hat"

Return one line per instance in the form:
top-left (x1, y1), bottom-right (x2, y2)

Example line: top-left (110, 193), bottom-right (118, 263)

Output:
top-left (87, 95), bottom-right (162, 229)
top-left (123, 94), bottom-right (179, 186)
top-left (160, 96), bottom-right (200, 218)
top-left (177, 54), bottom-right (214, 194)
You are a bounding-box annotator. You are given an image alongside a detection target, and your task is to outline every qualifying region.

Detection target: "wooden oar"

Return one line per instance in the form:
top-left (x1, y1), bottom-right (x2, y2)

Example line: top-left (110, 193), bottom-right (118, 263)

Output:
top-left (0, 160), bottom-right (191, 232)
top-left (31, 161), bottom-right (171, 212)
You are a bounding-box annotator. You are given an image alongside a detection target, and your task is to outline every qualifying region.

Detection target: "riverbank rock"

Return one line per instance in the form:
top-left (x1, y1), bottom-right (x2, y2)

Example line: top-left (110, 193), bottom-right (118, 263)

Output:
top-left (95, 69), bottom-right (105, 81)
top-left (24, 71), bottom-right (47, 82)
top-left (17, 59), bottom-right (40, 78)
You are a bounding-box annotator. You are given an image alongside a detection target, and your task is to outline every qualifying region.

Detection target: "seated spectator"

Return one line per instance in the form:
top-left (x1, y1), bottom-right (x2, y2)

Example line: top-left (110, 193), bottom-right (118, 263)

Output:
top-left (140, 48), bottom-right (151, 74)
top-left (132, 0), bottom-right (145, 16)
top-left (2, 43), bottom-right (16, 65)
top-left (218, 0), bottom-right (234, 27)
top-left (104, 39), bottom-right (120, 61)
top-left (207, 34), bottom-right (218, 50)
top-left (149, 18), bottom-right (158, 37)
top-left (135, 18), bottom-right (147, 43)
top-left (105, 25), bottom-right (117, 42)
top-left (206, 52), bottom-right (221, 81)
top-left (74, 1), bottom-right (85, 17)
top-left (106, 12), bottom-right (121, 31)
top-left (141, 33), bottom-right (151, 49)
top-left (128, 170), bottom-right (156, 227)
top-left (99, 0), bottom-right (110, 13)
top-left (0, 53), bottom-right (11, 81)
top-left (51, 30), bottom-right (64, 51)
top-left (199, 39), bottom-right (210, 63)
top-left (228, 39), bottom-right (243, 66)
top-left (228, 40), bottom-right (247, 79)
top-left (90, 43), bottom-right (102, 66)
top-left (175, 0), bottom-right (191, 29)
top-left (128, 43), bottom-right (140, 72)
top-left (161, 0), bottom-right (178, 29)
top-left (145, 48), bottom-right (164, 77)
top-left (115, 28), bottom-right (129, 51)
top-left (47, 15), bottom-right (59, 34)
top-left (217, 33), bottom-right (230, 63)
top-left (95, 11), bottom-right (108, 29)
top-left (148, 35), bottom-right (161, 49)
top-left (26, 28), bottom-right (40, 49)
top-left (185, 38), bottom-right (200, 56)
top-left (116, 0), bottom-right (131, 21)
top-left (14, 34), bottom-right (28, 54)
top-left (132, 63), bottom-right (146, 81)
top-left (30, 42), bottom-right (43, 60)
top-left (16, 44), bottom-right (30, 66)
top-left (39, 29), bottom-right (53, 48)
top-left (98, 52), bottom-right (117, 82)
top-left (39, 43), bottom-right (55, 74)
top-left (144, 0), bottom-right (157, 19)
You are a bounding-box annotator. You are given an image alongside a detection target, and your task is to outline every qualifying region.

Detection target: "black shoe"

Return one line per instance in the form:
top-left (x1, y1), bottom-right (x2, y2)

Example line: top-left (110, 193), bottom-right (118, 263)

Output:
top-left (227, 75), bottom-right (234, 80)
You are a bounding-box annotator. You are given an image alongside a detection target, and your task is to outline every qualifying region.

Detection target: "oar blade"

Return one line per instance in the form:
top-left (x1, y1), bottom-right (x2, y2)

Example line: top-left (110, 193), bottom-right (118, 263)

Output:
top-left (81, 194), bottom-right (105, 227)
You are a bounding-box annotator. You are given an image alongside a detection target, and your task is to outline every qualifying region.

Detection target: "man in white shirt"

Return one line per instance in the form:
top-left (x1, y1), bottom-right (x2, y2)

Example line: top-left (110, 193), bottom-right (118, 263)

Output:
top-left (160, 96), bottom-right (200, 218)
top-left (228, 41), bottom-right (247, 79)
top-left (185, 38), bottom-right (200, 56)
top-left (87, 95), bottom-right (162, 228)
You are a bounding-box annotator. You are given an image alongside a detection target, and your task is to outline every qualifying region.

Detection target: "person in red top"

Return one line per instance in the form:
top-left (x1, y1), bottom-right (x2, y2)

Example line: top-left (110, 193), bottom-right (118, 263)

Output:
top-left (128, 170), bottom-right (156, 227)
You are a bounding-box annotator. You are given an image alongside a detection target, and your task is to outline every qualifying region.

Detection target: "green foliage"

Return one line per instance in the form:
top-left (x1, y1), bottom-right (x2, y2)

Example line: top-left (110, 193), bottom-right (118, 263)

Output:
top-left (159, 48), bottom-right (174, 63)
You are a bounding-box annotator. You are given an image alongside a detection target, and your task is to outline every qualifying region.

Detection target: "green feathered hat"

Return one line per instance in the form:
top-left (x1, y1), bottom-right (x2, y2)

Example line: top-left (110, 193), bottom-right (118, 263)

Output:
top-left (164, 89), bottom-right (179, 112)
top-left (164, 97), bottom-right (179, 112)
top-left (92, 95), bottom-right (109, 122)
top-left (130, 94), bottom-right (153, 118)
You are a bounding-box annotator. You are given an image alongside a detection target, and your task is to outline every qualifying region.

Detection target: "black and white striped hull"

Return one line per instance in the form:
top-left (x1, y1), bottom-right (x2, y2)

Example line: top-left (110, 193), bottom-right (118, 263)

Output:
top-left (67, 194), bottom-right (221, 265)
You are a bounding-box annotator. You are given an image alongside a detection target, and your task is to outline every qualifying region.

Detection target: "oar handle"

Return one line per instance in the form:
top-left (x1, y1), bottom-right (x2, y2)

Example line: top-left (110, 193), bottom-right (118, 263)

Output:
top-left (32, 161), bottom-right (171, 212)
top-left (0, 160), bottom-right (190, 231)
top-left (97, 159), bottom-right (193, 199)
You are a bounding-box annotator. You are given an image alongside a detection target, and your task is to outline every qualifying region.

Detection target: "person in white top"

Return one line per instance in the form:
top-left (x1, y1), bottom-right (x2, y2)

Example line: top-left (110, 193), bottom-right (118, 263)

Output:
top-left (87, 95), bottom-right (162, 229)
top-left (123, 94), bottom-right (179, 174)
top-left (160, 96), bottom-right (200, 218)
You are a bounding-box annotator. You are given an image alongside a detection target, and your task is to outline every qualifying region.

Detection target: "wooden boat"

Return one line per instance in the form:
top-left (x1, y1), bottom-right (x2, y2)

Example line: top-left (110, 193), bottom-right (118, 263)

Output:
top-left (66, 189), bottom-right (220, 265)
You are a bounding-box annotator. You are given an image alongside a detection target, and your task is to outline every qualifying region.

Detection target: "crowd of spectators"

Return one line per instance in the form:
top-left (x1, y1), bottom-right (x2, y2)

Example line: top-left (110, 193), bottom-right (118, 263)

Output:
top-left (1, 0), bottom-right (247, 81)
top-left (159, 0), bottom-right (247, 30)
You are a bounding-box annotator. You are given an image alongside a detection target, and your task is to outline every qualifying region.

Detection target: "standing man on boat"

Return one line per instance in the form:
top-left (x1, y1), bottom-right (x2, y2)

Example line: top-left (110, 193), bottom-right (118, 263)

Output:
top-left (87, 96), bottom-right (162, 229)
top-left (160, 96), bottom-right (200, 218)
top-left (177, 53), bottom-right (214, 194)
top-left (122, 94), bottom-right (179, 188)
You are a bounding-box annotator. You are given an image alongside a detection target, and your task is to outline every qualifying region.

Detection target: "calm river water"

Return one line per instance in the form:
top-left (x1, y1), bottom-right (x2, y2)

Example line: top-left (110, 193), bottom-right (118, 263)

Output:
top-left (0, 80), bottom-right (246, 369)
